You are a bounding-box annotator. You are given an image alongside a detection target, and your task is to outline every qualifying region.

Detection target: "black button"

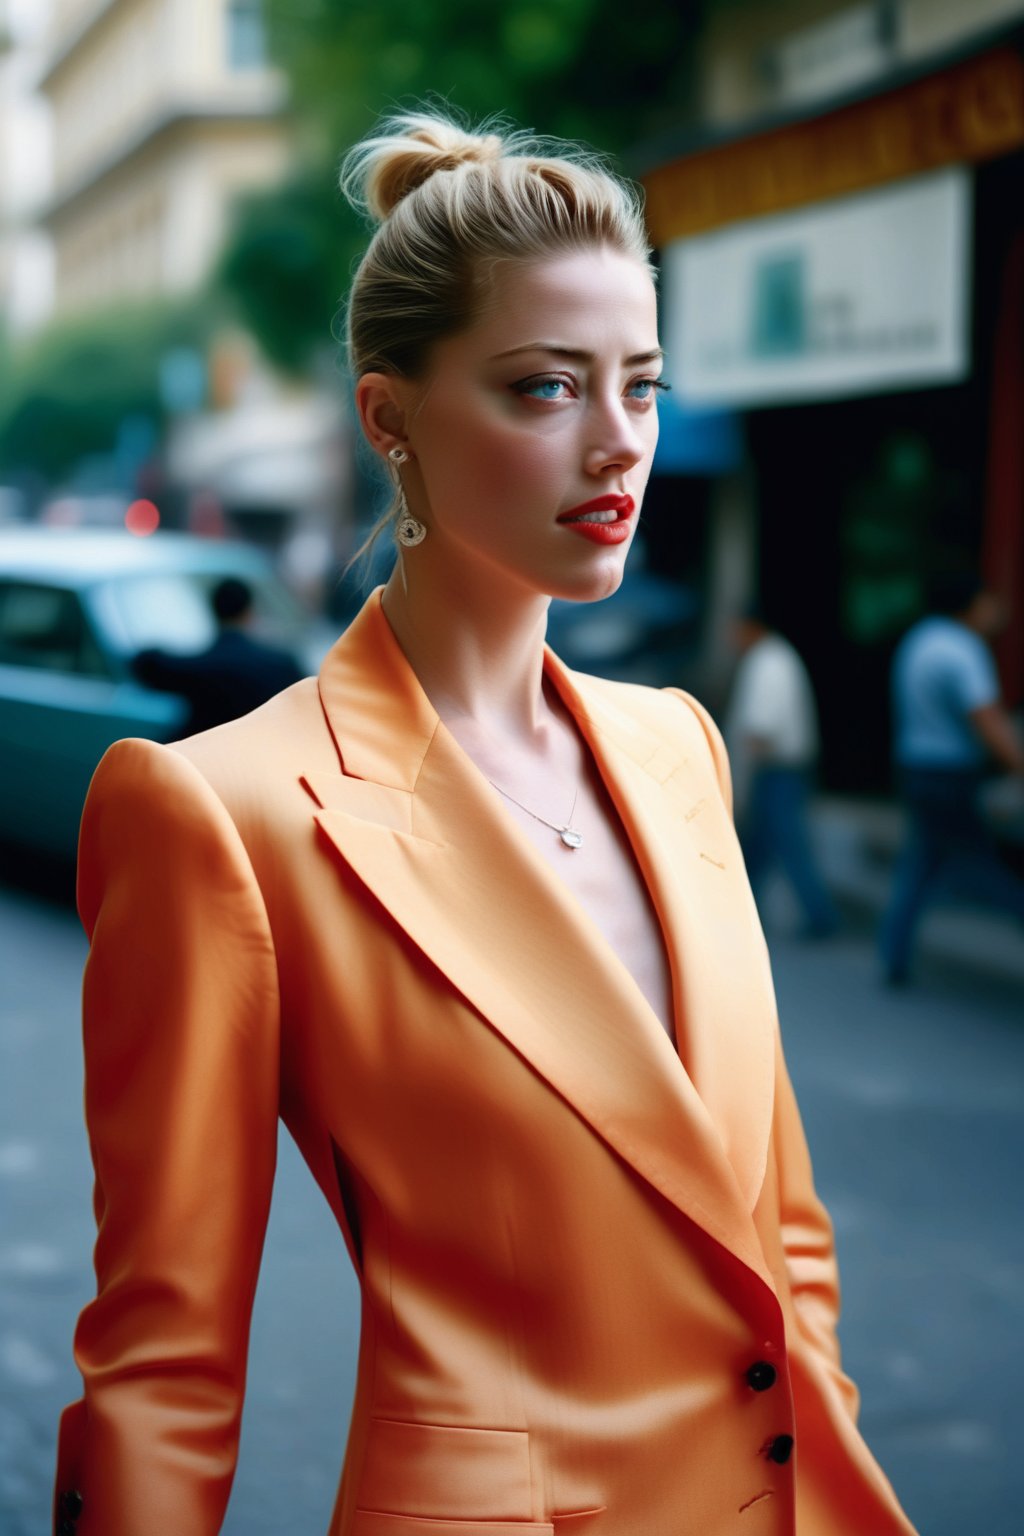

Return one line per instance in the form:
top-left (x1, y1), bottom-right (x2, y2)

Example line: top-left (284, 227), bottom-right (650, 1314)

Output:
top-left (60, 1490), bottom-right (84, 1520)
top-left (765, 1433), bottom-right (794, 1465)
top-left (57, 1522), bottom-right (75, 1536)
top-left (745, 1360), bottom-right (778, 1392)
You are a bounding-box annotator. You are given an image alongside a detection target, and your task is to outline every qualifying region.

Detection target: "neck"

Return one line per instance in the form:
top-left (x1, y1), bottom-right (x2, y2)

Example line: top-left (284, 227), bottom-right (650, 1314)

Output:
top-left (380, 556), bottom-right (554, 741)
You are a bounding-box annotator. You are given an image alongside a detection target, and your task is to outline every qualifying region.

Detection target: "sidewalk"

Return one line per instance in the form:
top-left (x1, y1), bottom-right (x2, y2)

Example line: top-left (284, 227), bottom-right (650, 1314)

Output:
top-left (807, 795), bottom-right (1024, 988)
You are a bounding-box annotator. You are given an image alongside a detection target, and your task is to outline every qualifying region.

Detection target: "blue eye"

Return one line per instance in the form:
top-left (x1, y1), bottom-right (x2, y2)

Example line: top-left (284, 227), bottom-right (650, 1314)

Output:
top-left (513, 375), bottom-right (571, 400)
top-left (628, 378), bottom-right (671, 400)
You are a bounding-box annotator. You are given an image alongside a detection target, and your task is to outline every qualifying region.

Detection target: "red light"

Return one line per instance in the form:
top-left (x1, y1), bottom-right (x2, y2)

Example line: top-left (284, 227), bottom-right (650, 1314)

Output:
top-left (125, 499), bottom-right (160, 536)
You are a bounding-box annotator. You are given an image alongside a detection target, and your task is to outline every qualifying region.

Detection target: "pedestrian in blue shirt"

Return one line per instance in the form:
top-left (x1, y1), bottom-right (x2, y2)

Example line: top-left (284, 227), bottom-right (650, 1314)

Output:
top-left (879, 570), bottom-right (1024, 985)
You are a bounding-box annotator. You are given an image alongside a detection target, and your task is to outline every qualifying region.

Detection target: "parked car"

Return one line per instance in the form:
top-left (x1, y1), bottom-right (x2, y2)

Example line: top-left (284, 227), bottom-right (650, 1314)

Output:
top-left (0, 528), bottom-right (325, 860)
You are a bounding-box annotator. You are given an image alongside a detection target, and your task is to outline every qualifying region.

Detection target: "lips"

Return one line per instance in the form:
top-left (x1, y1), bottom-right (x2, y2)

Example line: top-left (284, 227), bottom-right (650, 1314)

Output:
top-left (557, 493), bottom-right (636, 525)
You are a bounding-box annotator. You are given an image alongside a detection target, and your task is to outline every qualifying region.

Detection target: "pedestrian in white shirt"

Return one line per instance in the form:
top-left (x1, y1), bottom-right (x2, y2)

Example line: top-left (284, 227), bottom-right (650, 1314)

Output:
top-left (725, 606), bottom-right (840, 939)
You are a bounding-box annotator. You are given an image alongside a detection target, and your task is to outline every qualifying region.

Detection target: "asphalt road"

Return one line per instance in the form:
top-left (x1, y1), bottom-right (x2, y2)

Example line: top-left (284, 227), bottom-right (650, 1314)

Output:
top-left (1, 874), bottom-right (1021, 1536)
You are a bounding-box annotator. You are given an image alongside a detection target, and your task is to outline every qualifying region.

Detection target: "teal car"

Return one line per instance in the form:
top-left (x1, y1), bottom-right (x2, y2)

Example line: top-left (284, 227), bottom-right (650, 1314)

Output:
top-left (0, 529), bottom-right (316, 860)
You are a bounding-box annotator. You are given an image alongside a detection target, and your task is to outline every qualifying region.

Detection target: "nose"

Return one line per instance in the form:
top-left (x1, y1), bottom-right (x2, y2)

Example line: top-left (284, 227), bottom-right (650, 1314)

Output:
top-left (583, 391), bottom-right (652, 479)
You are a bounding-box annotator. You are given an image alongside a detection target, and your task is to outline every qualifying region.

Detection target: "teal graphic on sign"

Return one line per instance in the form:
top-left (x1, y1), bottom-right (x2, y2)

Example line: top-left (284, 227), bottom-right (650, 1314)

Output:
top-left (750, 252), bottom-right (806, 359)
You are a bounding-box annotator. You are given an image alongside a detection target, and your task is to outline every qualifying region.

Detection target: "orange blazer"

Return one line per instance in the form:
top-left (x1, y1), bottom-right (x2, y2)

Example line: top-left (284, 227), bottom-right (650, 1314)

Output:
top-left (55, 589), bottom-right (917, 1536)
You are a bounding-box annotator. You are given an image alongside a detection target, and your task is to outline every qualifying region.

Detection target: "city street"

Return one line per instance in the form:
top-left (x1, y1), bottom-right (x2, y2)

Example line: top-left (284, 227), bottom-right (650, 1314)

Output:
top-left (1, 873), bottom-right (1021, 1536)
top-left (5, 3), bottom-right (1024, 1533)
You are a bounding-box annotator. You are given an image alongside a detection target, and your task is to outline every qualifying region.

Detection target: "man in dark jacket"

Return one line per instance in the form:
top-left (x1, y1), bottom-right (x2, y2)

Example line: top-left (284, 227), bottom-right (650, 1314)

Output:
top-left (134, 577), bottom-right (304, 736)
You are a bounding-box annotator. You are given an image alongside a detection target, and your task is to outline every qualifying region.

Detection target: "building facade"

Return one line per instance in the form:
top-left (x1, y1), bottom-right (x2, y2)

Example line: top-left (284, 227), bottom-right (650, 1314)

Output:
top-left (39, 0), bottom-right (289, 314)
top-left (0, 0), bottom-right (55, 339)
top-left (643, 0), bottom-right (1024, 792)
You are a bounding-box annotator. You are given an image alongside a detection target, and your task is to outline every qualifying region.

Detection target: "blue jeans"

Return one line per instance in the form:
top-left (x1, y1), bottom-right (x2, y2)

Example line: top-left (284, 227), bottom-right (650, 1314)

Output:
top-left (878, 766), bottom-right (1024, 980)
top-left (739, 765), bottom-right (839, 936)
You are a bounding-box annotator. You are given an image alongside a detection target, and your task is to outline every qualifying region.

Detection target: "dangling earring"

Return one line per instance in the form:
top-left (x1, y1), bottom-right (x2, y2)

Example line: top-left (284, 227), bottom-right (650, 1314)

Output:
top-left (387, 445), bottom-right (425, 546)
top-left (396, 514), bottom-right (427, 547)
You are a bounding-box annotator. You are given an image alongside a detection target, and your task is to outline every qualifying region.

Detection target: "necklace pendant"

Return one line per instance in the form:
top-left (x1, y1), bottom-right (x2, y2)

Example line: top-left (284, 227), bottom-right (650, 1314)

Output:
top-left (559, 826), bottom-right (583, 850)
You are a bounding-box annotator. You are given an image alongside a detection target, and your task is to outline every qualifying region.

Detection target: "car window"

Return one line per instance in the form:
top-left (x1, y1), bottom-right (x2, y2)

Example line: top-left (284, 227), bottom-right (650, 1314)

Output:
top-left (106, 570), bottom-right (302, 654)
top-left (109, 574), bottom-right (218, 653)
top-left (0, 582), bottom-right (110, 677)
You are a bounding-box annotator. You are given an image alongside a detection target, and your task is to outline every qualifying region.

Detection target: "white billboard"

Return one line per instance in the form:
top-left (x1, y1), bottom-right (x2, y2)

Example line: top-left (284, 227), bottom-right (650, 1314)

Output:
top-left (664, 168), bottom-right (971, 407)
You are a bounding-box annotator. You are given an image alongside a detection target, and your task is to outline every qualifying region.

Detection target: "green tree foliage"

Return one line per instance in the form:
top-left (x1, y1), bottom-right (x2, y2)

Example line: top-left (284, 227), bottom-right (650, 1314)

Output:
top-left (219, 0), bottom-right (699, 372)
top-left (265, 0), bottom-right (696, 157)
top-left (217, 169), bottom-right (349, 375)
top-left (0, 299), bottom-right (219, 483)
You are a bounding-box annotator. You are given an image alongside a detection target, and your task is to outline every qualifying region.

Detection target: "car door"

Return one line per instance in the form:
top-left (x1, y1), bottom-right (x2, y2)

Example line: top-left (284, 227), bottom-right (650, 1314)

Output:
top-left (0, 580), bottom-right (185, 858)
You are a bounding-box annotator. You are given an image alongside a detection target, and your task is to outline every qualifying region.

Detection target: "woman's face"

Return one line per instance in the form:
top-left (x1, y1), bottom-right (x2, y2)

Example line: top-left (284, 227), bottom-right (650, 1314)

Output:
top-left (398, 245), bottom-right (663, 604)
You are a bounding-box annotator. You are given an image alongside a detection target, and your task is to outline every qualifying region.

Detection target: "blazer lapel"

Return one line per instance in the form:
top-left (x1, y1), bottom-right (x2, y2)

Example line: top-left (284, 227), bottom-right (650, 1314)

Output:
top-left (303, 592), bottom-right (777, 1294)
top-left (547, 660), bottom-right (778, 1217)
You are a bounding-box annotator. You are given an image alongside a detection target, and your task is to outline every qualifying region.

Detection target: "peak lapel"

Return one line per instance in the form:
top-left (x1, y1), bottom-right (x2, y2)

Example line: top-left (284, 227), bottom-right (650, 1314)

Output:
top-left (305, 594), bottom-right (776, 1293)
top-left (546, 661), bottom-right (778, 1219)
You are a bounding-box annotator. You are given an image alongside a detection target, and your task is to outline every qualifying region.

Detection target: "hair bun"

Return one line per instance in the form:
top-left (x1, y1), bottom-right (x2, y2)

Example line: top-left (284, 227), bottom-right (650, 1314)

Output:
top-left (341, 111), bottom-right (507, 222)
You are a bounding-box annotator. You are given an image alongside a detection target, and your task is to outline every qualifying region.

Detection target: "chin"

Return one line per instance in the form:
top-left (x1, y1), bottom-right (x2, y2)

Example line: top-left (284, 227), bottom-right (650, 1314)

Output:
top-left (546, 558), bottom-right (627, 605)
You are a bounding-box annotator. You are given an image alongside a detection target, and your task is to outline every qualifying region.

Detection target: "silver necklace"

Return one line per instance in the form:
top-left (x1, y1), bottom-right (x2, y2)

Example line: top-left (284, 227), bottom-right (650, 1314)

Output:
top-left (488, 780), bottom-right (583, 850)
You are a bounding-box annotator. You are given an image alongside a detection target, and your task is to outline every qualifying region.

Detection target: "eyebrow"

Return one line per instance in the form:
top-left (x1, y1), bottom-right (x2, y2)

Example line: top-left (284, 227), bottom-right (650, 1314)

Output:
top-left (491, 343), bottom-right (665, 365)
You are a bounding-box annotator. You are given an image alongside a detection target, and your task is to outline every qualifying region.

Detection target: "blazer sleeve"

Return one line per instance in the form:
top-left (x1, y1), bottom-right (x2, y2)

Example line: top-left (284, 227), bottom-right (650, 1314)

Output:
top-left (54, 737), bottom-right (280, 1536)
top-left (667, 686), bottom-right (859, 1420)
top-left (770, 1031), bottom-right (861, 1422)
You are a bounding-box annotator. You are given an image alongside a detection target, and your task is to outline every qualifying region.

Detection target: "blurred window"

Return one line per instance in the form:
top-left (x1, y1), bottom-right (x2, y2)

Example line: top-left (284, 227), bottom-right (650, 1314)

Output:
top-left (0, 583), bottom-right (110, 678)
top-left (225, 0), bottom-right (266, 71)
top-left (106, 571), bottom-right (301, 654)
top-left (109, 575), bottom-right (217, 654)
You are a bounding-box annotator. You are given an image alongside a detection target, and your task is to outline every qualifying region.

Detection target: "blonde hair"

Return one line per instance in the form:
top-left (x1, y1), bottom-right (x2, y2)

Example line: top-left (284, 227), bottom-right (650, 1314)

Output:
top-left (338, 109), bottom-right (653, 557)
top-left (340, 108), bottom-right (652, 381)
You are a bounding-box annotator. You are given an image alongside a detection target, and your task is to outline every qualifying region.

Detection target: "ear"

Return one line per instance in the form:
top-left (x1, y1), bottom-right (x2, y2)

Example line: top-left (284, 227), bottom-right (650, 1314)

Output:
top-left (355, 372), bottom-right (411, 458)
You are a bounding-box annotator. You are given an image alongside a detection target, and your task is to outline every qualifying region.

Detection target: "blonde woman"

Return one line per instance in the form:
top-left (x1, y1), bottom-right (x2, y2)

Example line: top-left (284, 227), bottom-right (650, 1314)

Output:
top-left (54, 112), bottom-right (917, 1536)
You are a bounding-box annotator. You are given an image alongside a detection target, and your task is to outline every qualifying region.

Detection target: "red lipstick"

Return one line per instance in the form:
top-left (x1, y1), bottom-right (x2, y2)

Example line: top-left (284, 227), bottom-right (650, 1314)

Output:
top-left (557, 493), bottom-right (636, 545)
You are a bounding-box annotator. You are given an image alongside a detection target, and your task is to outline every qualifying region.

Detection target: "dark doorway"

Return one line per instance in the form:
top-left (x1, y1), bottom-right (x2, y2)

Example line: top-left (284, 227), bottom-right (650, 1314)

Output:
top-left (747, 385), bottom-right (984, 793)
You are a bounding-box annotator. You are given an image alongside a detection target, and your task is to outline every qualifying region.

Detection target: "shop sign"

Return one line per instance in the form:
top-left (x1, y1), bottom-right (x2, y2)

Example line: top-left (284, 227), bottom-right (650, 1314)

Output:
top-left (664, 167), bottom-right (970, 407)
top-left (764, 3), bottom-right (893, 109)
top-left (643, 47), bottom-right (1023, 244)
